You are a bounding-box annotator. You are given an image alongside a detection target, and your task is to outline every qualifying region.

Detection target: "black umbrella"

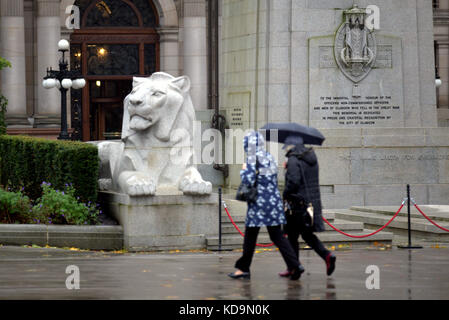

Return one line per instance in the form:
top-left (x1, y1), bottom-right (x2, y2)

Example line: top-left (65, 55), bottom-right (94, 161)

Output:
top-left (260, 122), bottom-right (325, 146)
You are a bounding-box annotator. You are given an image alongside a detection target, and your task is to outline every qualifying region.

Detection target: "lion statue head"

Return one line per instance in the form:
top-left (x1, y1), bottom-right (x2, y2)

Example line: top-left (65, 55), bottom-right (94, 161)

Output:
top-left (122, 72), bottom-right (196, 144)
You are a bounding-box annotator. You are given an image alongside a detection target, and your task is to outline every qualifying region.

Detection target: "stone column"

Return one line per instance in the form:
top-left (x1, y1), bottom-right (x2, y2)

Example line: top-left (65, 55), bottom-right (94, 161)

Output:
top-left (34, 0), bottom-right (60, 127)
top-left (183, 0), bottom-right (207, 110)
top-left (0, 0), bottom-right (28, 126)
top-left (158, 27), bottom-right (180, 77)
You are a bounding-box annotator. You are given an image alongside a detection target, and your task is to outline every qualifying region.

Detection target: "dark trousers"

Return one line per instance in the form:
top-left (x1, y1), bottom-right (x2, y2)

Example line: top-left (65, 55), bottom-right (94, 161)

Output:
top-left (286, 211), bottom-right (330, 261)
top-left (235, 225), bottom-right (300, 273)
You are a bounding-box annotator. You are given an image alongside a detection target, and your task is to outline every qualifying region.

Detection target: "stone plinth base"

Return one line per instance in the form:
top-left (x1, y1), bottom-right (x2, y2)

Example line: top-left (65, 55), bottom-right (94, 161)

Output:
top-left (99, 191), bottom-right (219, 251)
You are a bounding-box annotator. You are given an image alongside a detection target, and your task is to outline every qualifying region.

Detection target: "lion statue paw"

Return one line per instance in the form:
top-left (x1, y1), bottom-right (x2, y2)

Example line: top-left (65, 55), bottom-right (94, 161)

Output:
top-left (179, 167), bottom-right (213, 195)
top-left (119, 172), bottom-right (156, 196)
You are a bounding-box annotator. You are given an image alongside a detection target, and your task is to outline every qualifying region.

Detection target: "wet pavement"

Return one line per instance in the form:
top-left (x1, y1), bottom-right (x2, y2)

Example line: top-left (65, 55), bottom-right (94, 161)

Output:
top-left (0, 245), bottom-right (448, 300)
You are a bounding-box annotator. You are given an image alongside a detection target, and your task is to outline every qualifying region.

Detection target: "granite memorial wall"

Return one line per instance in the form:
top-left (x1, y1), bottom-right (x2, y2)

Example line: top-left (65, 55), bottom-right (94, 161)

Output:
top-left (220, 0), bottom-right (449, 208)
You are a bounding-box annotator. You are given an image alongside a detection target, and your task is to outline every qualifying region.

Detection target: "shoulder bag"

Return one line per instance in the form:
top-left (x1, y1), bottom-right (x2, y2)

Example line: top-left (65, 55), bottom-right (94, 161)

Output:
top-left (236, 159), bottom-right (259, 203)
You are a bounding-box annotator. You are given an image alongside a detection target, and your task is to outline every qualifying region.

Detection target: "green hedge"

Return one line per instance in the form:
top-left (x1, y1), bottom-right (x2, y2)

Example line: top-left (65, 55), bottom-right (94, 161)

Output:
top-left (0, 135), bottom-right (99, 204)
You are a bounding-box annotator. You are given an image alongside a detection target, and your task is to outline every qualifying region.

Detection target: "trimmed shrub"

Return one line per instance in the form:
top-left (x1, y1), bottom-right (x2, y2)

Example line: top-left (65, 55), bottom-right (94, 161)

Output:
top-left (0, 188), bottom-right (33, 223)
top-left (0, 135), bottom-right (99, 204)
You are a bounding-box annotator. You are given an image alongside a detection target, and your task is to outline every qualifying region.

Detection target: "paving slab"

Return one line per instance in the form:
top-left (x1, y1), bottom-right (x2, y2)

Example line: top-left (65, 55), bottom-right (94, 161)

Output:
top-left (0, 245), bottom-right (448, 300)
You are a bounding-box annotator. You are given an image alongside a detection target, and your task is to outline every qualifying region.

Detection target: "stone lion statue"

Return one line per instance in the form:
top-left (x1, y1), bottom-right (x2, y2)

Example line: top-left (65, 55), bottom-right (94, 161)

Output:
top-left (96, 72), bottom-right (212, 196)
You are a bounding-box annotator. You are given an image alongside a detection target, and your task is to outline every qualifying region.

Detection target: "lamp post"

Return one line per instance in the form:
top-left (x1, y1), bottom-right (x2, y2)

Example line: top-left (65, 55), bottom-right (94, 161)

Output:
top-left (42, 39), bottom-right (85, 140)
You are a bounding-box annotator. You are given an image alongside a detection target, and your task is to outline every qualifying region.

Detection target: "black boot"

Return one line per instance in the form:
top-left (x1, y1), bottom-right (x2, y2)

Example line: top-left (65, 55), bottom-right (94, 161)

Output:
top-left (290, 265), bottom-right (305, 280)
top-left (326, 253), bottom-right (336, 276)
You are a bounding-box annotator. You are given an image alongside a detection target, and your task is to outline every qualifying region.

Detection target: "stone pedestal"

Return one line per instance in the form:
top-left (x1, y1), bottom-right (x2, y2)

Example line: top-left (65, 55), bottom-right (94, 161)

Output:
top-left (99, 191), bottom-right (219, 251)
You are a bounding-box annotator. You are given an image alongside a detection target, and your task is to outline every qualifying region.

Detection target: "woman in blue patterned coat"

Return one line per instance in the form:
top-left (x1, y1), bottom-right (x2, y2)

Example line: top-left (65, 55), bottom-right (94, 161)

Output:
top-left (228, 131), bottom-right (304, 280)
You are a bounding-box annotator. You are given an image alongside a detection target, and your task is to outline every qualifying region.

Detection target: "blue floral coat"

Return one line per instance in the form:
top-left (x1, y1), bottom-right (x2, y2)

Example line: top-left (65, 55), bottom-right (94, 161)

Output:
top-left (240, 131), bottom-right (286, 227)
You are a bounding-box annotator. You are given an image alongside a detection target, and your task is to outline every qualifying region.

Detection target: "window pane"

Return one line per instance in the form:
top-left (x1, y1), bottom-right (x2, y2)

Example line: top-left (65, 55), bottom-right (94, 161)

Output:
top-left (85, 0), bottom-right (139, 27)
top-left (144, 44), bottom-right (156, 75)
top-left (132, 0), bottom-right (158, 27)
top-left (70, 44), bottom-right (82, 70)
top-left (87, 44), bottom-right (139, 75)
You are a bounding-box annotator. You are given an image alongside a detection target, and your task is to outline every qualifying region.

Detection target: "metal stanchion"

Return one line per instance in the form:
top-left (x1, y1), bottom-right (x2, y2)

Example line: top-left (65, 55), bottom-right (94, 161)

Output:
top-left (218, 187), bottom-right (222, 252)
top-left (398, 184), bottom-right (422, 249)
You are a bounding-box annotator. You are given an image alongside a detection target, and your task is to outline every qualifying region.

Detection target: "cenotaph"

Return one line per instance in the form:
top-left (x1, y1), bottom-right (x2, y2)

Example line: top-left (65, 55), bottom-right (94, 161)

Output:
top-left (221, 0), bottom-right (449, 208)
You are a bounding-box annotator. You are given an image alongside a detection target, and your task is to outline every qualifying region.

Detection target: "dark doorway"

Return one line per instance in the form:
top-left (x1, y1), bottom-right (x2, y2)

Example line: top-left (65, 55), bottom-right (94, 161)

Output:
top-left (89, 80), bottom-right (132, 140)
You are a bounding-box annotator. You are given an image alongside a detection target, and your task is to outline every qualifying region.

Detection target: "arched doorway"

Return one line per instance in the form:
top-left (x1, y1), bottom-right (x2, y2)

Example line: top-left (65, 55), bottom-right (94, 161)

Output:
top-left (70, 0), bottom-right (159, 141)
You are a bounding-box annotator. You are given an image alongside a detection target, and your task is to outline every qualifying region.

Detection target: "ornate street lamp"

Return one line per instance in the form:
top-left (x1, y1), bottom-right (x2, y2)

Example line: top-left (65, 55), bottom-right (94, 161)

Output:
top-left (42, 39), bottom-right (85, 140)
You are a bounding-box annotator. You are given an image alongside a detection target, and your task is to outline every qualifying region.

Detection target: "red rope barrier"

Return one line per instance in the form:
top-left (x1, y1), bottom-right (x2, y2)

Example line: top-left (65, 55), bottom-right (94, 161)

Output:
top-left (224, 201), bottom-right (407, 241)
top-left (413, 203), bottom-right (449, 232)
top-left (322, 203), bottom-right (405, 239)
top-left (223, 202), bottom-right (274, 247)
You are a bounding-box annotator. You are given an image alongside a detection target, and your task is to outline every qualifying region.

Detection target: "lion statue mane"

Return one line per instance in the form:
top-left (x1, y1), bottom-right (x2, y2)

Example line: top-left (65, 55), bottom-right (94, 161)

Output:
top-left (96, 72), bottom-right (212, 196)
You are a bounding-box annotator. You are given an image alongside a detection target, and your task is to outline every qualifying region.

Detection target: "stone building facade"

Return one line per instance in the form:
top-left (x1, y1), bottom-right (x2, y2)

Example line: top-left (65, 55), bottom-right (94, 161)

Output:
top-left (434, 0), bottom-right (449, 126)
top-left (0, 0), bottom-right (211, 139)
top-left (1, 0), bottom-right (449, 207)
top-left (0, 0), bottom-right (448, 132)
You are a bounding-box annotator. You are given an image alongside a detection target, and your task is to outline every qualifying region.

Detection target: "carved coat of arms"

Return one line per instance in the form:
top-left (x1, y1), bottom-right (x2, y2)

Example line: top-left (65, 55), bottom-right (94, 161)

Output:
top-left (334, 5), bottom-right (377, 83)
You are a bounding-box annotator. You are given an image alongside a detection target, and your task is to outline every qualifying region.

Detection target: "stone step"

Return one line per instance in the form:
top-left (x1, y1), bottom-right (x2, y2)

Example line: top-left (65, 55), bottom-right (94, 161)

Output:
top-left (350, 205), bottom-right (449, 222)
top-left (219, 220), bottom-right (364, 235)
top-left (207, 229), bottom-right (393, 250)
top-left (221, 212), bottom-right (336, 223)
top-left (334, 209), bottom-right (449, 241)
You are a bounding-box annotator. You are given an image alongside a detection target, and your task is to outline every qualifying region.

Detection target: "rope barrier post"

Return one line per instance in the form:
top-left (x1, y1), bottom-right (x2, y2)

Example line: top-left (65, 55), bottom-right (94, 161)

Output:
top-left (398, 184), bottom-right (422, 249)
top-left (218, 187), bottom-right (222, 252)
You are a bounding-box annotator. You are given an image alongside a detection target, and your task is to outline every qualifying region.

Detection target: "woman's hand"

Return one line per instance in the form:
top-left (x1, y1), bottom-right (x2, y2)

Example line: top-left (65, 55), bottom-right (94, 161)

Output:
top-left (242, 163), bottom-right (247, 170)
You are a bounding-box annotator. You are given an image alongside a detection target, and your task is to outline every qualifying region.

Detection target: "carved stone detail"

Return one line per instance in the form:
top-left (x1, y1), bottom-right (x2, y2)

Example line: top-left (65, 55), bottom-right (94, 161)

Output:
top-left (334, 5), bottom-right (377, 83)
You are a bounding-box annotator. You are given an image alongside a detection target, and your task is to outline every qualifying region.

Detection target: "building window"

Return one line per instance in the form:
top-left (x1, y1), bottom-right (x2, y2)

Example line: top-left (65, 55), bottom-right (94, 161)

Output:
top-left (85, 0), bottom-right (139, 27)
top-left (87, 44), bottom-right (140, 75)
top-left (433, 0), bottom-right (439, 9)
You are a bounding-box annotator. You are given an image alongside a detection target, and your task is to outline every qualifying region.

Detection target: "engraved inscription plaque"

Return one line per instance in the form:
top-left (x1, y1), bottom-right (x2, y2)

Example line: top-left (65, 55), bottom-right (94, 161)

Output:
top-left (227, 92), bottom-right (251, 129)
top-left (309, 35), bottom-right (403, 128)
